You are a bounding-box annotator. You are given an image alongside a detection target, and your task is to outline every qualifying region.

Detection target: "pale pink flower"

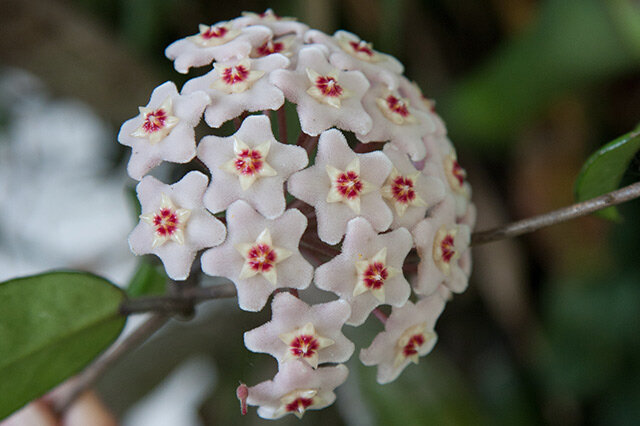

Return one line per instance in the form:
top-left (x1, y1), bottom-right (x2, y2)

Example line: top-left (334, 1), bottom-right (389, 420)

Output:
top-left (197, 115), bottom-right (308, 219)
top-left (357, 83), bottom-right (437, 161)
top-left (411, 195), bottom-right (471, 296)
top-left (200, 201), bottom-right (313, 312)
top-left (305, 29), bottom-right (403, 88)
top-left (165, 22), bottom-right (272, 74)
top-left (397, 76), bottom-right (447, 137)
top-left (247, 361), bottom-right (348, 419)
top-left (118, 81), bottom-right (210, 180)
top-left (181, 54), bottom-right (289, 128)
top-left (287, 129), bottom-right (393, 244)
top-left (359, 294), bottom-right (445, 384)
top-left (381, 144), bottom-right (446, 230)
top-left (314, 218), bottom-right (412, 325)
top-left (236, 9), bottom-right (309, 37)
top-left (270, 45), bottom-right (373, 136)
top-left (128, 171), bottom-right (226, 280)
top-left (244, 292), bottom-right (354, 368)
top-left (423, 135), bottom-right (472, 218)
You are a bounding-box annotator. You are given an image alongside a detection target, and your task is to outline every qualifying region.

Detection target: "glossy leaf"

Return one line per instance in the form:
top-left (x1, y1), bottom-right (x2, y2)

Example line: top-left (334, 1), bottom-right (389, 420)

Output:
top-left (0, 271), bottom-right (126, 420)
top-left (574, 124), bottom-right (640, 221)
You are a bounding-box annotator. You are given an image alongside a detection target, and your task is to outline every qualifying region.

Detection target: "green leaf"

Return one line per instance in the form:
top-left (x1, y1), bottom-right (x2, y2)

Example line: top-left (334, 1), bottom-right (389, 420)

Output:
top-left (127, 262), bottom-right (167, 298)
top-left (574, 124), bottom-right (640, 221)
top-left (0, 271), bottom-right (126, 420)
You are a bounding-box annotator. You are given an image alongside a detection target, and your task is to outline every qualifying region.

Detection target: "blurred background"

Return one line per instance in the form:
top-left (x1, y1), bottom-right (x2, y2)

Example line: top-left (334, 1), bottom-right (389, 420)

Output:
top-left (1, 0), bottom-right (640, 424)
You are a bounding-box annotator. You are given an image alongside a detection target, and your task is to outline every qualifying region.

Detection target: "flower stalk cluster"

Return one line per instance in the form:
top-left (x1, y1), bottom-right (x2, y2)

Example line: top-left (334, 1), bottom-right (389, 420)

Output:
top-left (118, 9), bottom-right (475, 420)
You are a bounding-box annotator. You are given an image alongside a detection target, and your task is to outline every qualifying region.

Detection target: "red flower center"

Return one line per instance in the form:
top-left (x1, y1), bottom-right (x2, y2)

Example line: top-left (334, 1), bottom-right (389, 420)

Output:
top-left (440, 234), bottom-right (456, 263)
top-left (247, 243), bottom-right (276, 272)
top-left (315, 76), bottom-right (343, 97)
top-left (391, 176), bottom-right (416, 204)
top-left (256, 40), bottom-right (285, 56)
top-left (363, 262), bottom-right (389, 290)
top-left (385, 95), bottom-right (410, 117)
top-left (201, 25), bottom-right (228, 40)
top-left (222, 65), bottom-right (250, 85)
top-left (402, 333), bottom-right (426, 358)
top-left (235, 149), bottom-right (263, 175)
top-left (142, 108), bottom-right (168, 133)
top-left (285, 397), bottom-right (313, 414)
top-left (335, 171), bottom-right (363, 199)
top-left (153, 208), bottom-right (179, 236)
top-left (349, 40), bottom-right (374, 57)
top-left (451, 160), bottom-right (466, 187)
top-left (289, 335), bottom-right (320, 358)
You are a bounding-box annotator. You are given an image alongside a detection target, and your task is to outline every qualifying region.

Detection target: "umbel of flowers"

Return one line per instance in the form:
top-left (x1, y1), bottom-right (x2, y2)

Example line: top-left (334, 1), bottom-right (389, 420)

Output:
top-left (119, 9), bottom-right (475, 420)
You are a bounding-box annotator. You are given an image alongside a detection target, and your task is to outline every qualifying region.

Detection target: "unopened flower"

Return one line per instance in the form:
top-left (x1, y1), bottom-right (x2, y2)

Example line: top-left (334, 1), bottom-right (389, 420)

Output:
top-left (381, 144), bottom-right (446, 230)
top-left (288, 129), bottom-right (392, 244)
top-left (270, 46), bottom-right (373, 136)
top-left (198, 115), bottom-right (308, 219)
top-left (315, 218), bottom-right (413, 325)
top-left (247, 361), bottom-right (348, 419)
top-left (412, 195), bottom-right (471, 295)
top-left (128, 171), bottom-right (226, 280)
top-left (360, 294), bottom-right (445, 384)
top-left (244, 292), bottom-right (354, 368)
top-left (118, 82), bottom-right (210, 180)
top-left (200, 201), bottom-right (312, 311)
top-left (182, 55), bottom-right (289, 128)
top-left (165, 23), bottom-right (271, 74)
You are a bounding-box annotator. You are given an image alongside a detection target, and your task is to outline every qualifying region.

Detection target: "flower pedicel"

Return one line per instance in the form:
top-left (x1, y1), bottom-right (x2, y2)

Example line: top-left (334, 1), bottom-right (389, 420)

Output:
top-left (119, 9), bottom-right (474, 420)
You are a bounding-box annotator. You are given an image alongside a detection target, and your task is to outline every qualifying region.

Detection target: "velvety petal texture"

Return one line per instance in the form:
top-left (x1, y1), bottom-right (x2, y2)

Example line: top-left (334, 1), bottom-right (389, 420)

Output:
top-left (118, 81), bottom-right (210, 180)
top-left (244, 292), bottom-right (354, 368)
top-left (128, 171), bottom-right (226, 280)
top-left (270, 46), bottom-right (373, 136)
top-left (165, 23), bottom-right (272, 74)
top-left (288, 129), bottom-right (393, 244)
top-left (247, 361), bottom-right (348, 419)
top-left (236, 9), bottom-right (310, 37)
top-left (200, 200), bottom-right (313, 312)
top-left (412, 195), bottom-right (471, 296)
top-left (198, 115), bottom-right (308, 219)
top-left (181, 54), bottom-right (289, 128)
top-left (314, 218), bottom-right (413, 325)
top-left (360, 294), bottom-right (446, 384)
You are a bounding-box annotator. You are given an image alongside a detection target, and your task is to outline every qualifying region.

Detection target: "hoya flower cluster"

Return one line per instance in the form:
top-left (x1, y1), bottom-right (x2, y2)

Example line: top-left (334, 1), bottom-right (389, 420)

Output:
top-left (119, 9), bottom-right (475, 420)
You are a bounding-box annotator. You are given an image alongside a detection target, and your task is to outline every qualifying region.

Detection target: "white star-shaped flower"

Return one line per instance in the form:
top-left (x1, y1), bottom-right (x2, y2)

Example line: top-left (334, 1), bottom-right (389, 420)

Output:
top-left (128, 171), bottom-right (226, 280)
top-left (198, 115), bottom-right (308, 219)
top-left (244, 292), bottom-right (354, 369)
top-left (314, 217), bottom-right (412, 325)
top-left (118, 81), bottom-right (210, 180)
top-left (287, 129), bottom-right (392, 244)
top-left (200, 200), bottom-right (312, 312)
top-left (247, 361), bottom-right (348, 419)
top-left (165, 22), bottom-right (271, 74)
top-left (412, 195), bottom-right (471, 296)
top-left (181, 55), bottom-right (289, 128)
top-left (270, 46), bottom-right (373, 136)
top-left (360, 294), bottom-right (446, 384)
top-left (380, 144), bottom-right (445, 229)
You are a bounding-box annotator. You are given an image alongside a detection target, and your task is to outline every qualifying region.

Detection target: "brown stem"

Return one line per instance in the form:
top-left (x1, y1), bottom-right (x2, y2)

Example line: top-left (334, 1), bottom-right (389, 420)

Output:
top-left (277, 106), bottom-right (288, 144)
top-left (119, 282), bottom-right (237, 315)
top-left (471, 180), bottom-right (640, 246)
top-left (372, 308), bottom-right (388, 325)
